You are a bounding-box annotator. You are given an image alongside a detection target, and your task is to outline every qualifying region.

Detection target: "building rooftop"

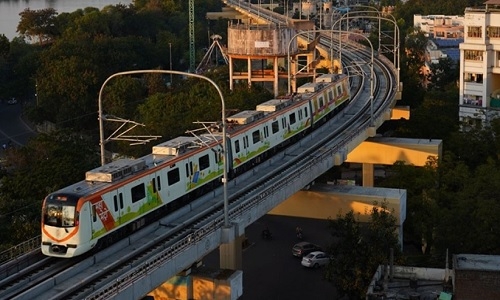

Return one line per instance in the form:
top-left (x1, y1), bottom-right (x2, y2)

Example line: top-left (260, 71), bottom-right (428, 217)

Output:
top-left (433, 38), bottom-right (463, 48)
top-left (485, 0), bottom-right (500, 5)
top-left (443, 48), bottom-right (460, 62)
top-left (367, 265), bottom-right (452, 300)
top-left (454, 254), bottom-right (500, 271)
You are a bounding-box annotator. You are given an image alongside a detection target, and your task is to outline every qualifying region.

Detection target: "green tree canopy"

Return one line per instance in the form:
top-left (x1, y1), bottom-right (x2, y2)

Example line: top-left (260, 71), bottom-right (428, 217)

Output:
top-left (0, 129), bottom-right (98, 248)
top-left (17, 8), bottom-right (58, 45)
top-left (325, 204), bottom-right (402, 299)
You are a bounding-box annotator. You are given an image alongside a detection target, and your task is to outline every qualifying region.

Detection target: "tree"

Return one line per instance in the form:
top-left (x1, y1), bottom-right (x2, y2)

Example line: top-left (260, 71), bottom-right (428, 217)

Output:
top-left (17, 8), bottom-right (58, 45)
top-left (427, 57), bottom-right (458, 91)
top-left (0, 129), bottom-right (99, 248)
top-left (325, 203), bottom-right (402, 299)
top-left (0, 35), bottom-right (9, 58)
top-left (394, 88), bottom-right (459, 141)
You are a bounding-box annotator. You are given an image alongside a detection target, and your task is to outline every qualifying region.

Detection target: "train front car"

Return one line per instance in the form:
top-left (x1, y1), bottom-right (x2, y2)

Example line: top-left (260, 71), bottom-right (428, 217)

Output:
top-left (41, 193), bottom-right (91, 257)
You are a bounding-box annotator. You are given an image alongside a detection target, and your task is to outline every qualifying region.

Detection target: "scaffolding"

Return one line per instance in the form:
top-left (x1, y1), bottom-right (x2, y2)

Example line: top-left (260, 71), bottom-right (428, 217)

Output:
top-left (196, 34), bottom-right (229, 74)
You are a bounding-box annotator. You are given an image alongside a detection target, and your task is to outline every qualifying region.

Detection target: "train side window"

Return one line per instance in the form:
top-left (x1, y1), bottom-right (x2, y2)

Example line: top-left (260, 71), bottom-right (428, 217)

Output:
top-left (92, 205), bottom-right (97, 222)
top-left (199, 154), bottom-right (209, 170)
top-left (152, 179), bottom-right (157, 193)
top-left (252, 130), bottom-right (260, 144)
top-left (235, 140), bottom-right (240, 153)
top-left (113, 195), bottom-right (118, 212)
top-left (157, 176), bottom-right (161, 191)
top-left (131, 183), bottom-right (145, 203)
top-left (289, 112), bottom-right (296, 125)
top-left (168, 168), bottom-right (180, 185)
top-left (119, 193), bottom-right (123, 209)
top-left (272, 121), bottom-right (279, 134)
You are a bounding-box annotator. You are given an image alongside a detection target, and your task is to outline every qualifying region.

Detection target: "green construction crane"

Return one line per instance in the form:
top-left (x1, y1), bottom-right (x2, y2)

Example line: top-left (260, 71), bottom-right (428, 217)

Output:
top-left (189, 0), bottom-right (195, 72)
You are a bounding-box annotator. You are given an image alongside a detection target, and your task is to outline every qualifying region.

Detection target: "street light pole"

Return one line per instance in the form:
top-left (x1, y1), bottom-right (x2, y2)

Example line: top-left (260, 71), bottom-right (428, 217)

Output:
top-left (98, 70), bottom-right (230, 227)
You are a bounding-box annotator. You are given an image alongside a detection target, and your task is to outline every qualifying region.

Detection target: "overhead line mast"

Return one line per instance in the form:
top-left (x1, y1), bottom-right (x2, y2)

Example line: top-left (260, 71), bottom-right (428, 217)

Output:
top-left (189, 0), bottom-right (195, 72)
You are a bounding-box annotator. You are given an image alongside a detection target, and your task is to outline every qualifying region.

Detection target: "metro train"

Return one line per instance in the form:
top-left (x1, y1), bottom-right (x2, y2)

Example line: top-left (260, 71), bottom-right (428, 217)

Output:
top-left (41, 73), bottom-right (350, 257)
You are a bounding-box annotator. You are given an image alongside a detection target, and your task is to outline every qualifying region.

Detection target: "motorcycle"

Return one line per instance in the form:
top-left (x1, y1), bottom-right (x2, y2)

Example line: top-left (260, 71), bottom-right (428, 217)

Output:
top-left (296, 227), bottom-right (303, 240)
top-left (262, 228), bottom-right (272, 240)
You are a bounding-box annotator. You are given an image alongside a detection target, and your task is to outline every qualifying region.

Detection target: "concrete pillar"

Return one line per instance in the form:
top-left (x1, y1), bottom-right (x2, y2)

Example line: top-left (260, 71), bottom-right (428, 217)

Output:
top-left (362, 163), bottom-right (374, 187)
top-left (247, 58), bottom-right (252, 87)
top-left (219, 223), bottom-right (245, 270)
top-left (229, 56), bottom-right (234, 91)
top-left (274, 56), bottom-right (279, 97)
top-left (220, 235), bottom-right (244, 270)
top-left (291, 55), bottom-right (297, 92)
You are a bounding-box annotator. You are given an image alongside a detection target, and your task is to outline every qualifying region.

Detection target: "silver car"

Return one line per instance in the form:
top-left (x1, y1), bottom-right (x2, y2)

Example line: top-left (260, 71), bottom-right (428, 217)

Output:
top-left (301, 251), bottom-right (330, 268)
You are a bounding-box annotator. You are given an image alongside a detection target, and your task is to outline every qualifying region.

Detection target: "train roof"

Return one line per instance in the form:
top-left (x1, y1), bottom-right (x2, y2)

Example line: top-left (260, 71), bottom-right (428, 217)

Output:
top-left (225, 74), bottom-right (347, 135)
top-left (51, 134), bottom-right (222, 198)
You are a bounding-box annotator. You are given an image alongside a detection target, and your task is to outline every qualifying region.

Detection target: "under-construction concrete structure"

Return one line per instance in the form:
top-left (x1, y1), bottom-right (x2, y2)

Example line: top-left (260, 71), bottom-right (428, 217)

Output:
top-left (226, 20), bottom-right (331, 97)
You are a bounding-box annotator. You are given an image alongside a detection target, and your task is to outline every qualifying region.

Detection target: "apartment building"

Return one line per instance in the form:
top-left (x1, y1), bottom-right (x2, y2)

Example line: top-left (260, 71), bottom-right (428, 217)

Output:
top-left (460, 0), bottom-right (500, 126)
top-left (414, 14), bottom-right (464, 38)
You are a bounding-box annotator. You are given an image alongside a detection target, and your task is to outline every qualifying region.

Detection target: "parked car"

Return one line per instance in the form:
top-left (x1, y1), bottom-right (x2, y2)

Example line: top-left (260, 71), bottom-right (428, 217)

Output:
top-left (301, 251), bottom-right (331, 268)
top-left (292, 241), bottom-right (322, 258)
top-left (7, 97), bottom-right (17, 105)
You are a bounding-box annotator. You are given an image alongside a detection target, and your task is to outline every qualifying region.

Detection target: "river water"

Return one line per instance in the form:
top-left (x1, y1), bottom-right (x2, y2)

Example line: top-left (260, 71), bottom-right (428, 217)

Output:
top-left (0, 0), bottom-right (132, 41)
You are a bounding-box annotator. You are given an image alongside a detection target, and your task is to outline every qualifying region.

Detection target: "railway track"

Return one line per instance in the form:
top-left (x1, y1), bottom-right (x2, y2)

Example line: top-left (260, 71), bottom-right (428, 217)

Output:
top-left (0, 3), bottom-right (397, 299)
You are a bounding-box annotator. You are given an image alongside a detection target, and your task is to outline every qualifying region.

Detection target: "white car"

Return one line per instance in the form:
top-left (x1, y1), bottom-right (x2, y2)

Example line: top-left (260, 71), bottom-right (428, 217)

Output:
top-left (301, 251), bottom-right (330, 268)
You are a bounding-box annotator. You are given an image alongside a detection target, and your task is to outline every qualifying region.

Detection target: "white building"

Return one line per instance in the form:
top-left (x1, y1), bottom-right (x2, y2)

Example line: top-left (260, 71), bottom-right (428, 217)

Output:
top-left (414, 14), bottom-right (464, 38)
top-left (460, 0), bottom-right (500, 126)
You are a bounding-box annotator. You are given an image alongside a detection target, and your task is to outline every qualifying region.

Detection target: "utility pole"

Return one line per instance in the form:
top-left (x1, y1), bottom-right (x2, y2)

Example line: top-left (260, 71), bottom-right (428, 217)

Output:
top-left (189, 0), bottom-right (195, 72)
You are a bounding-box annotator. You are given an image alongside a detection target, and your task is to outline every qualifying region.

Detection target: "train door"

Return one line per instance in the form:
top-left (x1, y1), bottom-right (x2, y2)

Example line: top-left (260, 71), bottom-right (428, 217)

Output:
top-left (149, 173), bottom-right (163, 207)
top-left (112, 188), bottom-right (125, 226)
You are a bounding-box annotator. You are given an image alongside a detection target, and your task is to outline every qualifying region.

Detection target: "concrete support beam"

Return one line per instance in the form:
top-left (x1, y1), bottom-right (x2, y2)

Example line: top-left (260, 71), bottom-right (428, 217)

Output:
top-left (346, 137), bottom-right (442, 166)
top-left (206, 11), bottom-right (247, 20)
top-left (391, 106), bottom-right (410, 120)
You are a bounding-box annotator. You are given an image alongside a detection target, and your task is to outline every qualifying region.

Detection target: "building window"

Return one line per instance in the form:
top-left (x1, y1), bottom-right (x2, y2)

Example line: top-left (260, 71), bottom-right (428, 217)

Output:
top-left (487, 26), bottom-right (500, 38)
top-left (467, 26), bottom-right (482, 38)
top-left (463, 73), bottom-right (483, 83)
top-left (464, 50), bottom-right (483, 61)
top-left (463, 94), bottom-right (483, 106)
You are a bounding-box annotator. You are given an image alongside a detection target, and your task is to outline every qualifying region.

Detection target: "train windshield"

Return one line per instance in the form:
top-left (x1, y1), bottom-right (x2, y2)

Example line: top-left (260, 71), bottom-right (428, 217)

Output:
top-left (43, 196), bottom-right (78, 227)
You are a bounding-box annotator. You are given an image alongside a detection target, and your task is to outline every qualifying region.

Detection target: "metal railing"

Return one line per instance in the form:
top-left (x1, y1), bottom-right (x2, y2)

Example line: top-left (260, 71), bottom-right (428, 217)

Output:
top-left (0, 236), bottom-right (41, 264)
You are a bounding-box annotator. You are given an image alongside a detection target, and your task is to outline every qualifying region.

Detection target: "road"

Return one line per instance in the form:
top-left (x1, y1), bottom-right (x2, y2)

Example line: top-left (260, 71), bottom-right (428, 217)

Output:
top-left (0, 101), bottom-right (36, 149)
top-left (202, 214), bottom-right (341, 300)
